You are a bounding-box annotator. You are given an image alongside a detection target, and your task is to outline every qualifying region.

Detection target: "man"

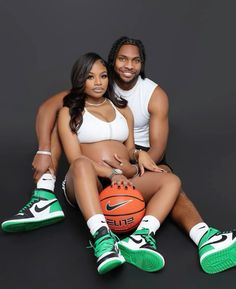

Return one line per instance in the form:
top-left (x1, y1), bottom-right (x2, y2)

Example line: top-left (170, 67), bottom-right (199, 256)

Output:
top-left (2, 37), bottom-right (236, 274)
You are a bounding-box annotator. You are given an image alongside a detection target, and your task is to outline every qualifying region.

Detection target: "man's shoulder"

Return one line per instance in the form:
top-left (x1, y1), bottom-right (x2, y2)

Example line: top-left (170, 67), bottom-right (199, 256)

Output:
top-left (142, 77), bottom-right (158, 87)
top-left (140, 77), bottom-right (158, 96)
top-left (138, 77), bottom-right (159, 103)
top-left (45, 89), bottom-right (70, 106)
top-left (148, 85), bottom-right (169, 114)
top-left (152, 85), bottom-right (167, 96)
top-left (52, 89), bottom-right (70, 98)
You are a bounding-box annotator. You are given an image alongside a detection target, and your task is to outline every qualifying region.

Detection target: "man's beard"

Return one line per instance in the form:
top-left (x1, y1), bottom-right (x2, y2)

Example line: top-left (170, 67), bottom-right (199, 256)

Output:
top-left (114, 70), bottom-right (139, 87)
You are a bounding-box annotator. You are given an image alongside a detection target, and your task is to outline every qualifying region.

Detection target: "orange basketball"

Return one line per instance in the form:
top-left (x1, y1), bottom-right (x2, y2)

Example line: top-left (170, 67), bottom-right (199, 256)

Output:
top-left (99, 184), bottom-right (145, 234)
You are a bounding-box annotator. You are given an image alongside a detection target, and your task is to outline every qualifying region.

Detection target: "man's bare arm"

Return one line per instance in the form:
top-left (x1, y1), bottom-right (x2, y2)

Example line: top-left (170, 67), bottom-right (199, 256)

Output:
top-left (35, 90), bottom-right (69, 150)
top-left (32, 90), bottom-right (69, 181)
top-left (147, 86), bottom-right (169, 163)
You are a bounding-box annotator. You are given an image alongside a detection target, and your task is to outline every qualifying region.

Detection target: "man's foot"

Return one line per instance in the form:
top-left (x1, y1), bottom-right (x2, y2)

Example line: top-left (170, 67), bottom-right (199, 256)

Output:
top-left (92, 226), bottom-right (125, 274)
top-left (118, 228), bottom-right (165, 272)
top-left (1, 189), bottom-right (65, 232)
top-left (199, 227), bottom-right (236, 274)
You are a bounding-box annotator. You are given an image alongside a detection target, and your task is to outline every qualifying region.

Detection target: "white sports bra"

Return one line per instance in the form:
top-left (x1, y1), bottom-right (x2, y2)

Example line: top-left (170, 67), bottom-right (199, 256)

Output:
top-left (77, 101), bottom-right (129, 143)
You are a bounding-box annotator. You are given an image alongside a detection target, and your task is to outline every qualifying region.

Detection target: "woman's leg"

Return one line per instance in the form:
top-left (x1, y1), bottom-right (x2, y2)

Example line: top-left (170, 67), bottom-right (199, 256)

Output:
top-left (65, 156), bottom-right (103, 220)
top-left (132, 171), bottom-right (181, 223)
top-left (118, 171), bottom-right (181, 272)
top-left (65, 156), bottom-right (125, 274)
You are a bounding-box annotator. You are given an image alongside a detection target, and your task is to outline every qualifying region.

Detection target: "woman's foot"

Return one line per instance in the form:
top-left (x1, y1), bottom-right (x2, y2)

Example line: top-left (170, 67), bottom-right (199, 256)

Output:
top-left (118, 228), bottom-right (165, 272)
top-left (92, 226), bottom-right (125, 274)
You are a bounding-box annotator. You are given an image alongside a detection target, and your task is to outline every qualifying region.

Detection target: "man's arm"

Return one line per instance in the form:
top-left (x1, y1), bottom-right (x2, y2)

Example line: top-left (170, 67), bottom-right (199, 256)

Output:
top-left (32, 90), bottom-right (69, 181)
top-left (147, 86), bottom-right (169, 163)
top-left (35, 90), bottom-right (69, 150)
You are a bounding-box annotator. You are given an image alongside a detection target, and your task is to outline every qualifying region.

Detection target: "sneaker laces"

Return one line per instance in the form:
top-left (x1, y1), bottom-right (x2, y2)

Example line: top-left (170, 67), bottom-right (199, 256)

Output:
top-left (18, 197), bottom-right (39, 213)
top-left (89, 230), bottom-right (119, 258)
top-left (133, 228), bottom-right (157, 249)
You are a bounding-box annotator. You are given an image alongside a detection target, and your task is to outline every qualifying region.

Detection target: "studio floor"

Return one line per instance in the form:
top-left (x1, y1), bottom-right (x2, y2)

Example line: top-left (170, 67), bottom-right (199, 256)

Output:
top-left (0, 181), bottom-right (235, 289)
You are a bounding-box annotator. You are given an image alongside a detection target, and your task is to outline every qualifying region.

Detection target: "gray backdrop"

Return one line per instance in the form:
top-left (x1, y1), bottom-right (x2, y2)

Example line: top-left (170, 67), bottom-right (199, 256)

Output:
top-left (0, 1), bottom-right (235, 289)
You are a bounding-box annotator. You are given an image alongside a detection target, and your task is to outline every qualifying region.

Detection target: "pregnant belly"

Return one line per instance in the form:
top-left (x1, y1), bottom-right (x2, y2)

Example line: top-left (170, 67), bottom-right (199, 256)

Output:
top-left (80, 140), bottom-right (129, 166)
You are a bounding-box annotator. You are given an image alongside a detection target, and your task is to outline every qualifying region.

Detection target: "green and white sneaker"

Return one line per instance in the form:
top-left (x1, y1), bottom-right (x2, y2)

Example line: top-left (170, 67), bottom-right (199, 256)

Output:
top-left (1, 189), bottom-right (65, 232)
top-left (199, 227), bottom-right (236, 274)
top-left (118, 228), bottom-right (165, 272)
top-left (92, 226), bottom-right (125, 274)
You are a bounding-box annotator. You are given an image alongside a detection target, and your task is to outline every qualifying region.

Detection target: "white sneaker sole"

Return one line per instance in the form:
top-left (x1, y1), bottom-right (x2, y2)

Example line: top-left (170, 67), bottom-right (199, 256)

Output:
top-left (118, 242), bottom-right (165, 272)
top-left (2, 211), bottom-right (65, 232)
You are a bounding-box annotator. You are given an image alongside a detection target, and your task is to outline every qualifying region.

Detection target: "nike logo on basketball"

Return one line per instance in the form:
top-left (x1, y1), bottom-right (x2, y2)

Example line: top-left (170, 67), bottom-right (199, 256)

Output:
top-left (34, 200), bottom-right (57, 213)
top-left (200, 235), bottom-right (228, 249)
top-left (106, 200), bottom-right (131, 211)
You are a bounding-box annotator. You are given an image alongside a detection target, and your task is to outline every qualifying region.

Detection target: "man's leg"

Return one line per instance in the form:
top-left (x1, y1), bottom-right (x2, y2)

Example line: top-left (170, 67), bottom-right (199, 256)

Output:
top-left (1, 124), bottom-right (65, 232)
top-left (160, 164), bottom-right (236, 274)
top-left (170, 191), bottom-right (204, 232)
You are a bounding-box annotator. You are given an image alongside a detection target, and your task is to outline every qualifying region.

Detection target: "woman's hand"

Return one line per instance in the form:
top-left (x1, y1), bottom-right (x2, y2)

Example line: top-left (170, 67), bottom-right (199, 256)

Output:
top-left (32, 154), bottom-right (55, 182)
top-left (137, 150), bottom-right (166, 176)
top-left (110, 174), bottom-right (133, 188)
top-left (103, 154), bottom-right (137, 178)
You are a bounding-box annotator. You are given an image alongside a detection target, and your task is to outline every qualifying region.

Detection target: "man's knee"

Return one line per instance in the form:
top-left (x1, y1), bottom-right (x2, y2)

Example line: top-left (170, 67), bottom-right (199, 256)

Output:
top-left (159, 164), bottom-right (172, 173)
top-left (169, 174), bottom-right (182, 191)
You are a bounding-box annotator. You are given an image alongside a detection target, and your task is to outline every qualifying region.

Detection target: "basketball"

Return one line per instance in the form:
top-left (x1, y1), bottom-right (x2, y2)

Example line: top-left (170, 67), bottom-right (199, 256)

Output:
top-left (99, 184), bottom-right (145, 234)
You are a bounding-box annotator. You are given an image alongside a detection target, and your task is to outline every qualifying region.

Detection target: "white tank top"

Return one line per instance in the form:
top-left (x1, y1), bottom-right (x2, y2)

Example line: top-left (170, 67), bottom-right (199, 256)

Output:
top-left (114, 76), bottom-right (158, 147)
top-left (77, 101), bottom-right (129, 143)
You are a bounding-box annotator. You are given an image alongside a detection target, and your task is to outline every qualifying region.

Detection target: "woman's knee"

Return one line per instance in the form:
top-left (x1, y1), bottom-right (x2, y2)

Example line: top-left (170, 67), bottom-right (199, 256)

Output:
top-left (70, 156), bottom-right (93, 174)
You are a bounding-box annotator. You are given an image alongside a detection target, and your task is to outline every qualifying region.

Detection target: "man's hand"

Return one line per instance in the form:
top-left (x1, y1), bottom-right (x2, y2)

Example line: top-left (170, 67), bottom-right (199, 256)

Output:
top-left (32, 154), bottom-right (55, 183)
top-left (103, 154), bottom-right (136, 178)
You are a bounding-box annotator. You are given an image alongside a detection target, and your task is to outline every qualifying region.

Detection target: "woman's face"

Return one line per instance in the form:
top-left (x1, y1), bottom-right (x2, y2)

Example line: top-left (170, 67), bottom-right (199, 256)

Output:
top-left (84, 60), bottom-right (108, 100)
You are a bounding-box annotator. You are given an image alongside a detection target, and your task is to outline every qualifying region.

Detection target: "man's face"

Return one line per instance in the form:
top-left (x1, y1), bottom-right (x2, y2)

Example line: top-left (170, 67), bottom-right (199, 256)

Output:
top-left (114, 44), bottom-right (142, 87)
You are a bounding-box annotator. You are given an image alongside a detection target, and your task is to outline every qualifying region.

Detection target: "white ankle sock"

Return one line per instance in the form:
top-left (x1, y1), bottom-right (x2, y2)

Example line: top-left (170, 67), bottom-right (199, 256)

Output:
top-left (87, 214), bottom-right (109, 236)
top-left (36, 173), bottom-right (56, 192)
top-left (189, 222), bottom-right (209, 245)
top-left (136, 215), bottom-right (160, 235)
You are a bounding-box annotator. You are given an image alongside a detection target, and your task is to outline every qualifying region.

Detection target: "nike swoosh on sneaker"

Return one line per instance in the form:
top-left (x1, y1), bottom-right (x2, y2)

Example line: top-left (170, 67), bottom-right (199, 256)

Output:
top-left (106, 200), bottom-right (131, 211)
top-left (200, 235), bottom-right (228, 249)
top-left (129, 235), bottom-right (143, 244)
top-left (34, 200), bottom-right (57, 213)
top-left (199, 225), bottom-right (207, 229)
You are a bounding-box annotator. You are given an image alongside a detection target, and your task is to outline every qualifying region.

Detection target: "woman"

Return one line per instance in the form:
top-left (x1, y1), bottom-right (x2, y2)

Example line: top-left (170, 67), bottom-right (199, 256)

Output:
top-left (58, 52), bottom-right (181, 274)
